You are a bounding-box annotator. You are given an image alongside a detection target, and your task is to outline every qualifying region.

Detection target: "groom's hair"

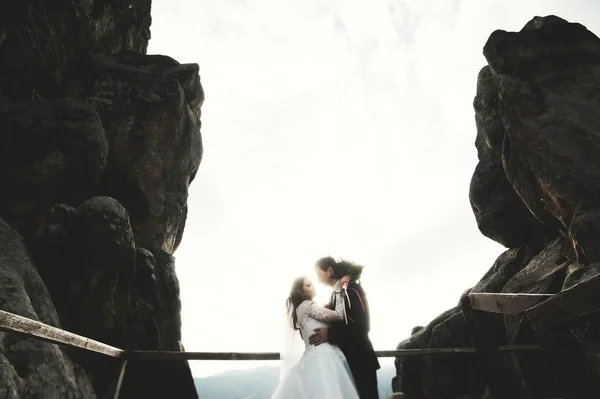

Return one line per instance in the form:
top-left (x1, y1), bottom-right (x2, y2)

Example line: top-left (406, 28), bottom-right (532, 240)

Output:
top-left (315, 256), bottom-right (337, 272)
top-left (316, 256), bottom-right (365, 281)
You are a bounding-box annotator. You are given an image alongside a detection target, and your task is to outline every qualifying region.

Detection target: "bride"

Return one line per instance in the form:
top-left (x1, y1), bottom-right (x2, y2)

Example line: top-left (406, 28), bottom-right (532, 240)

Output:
top-left (271, 275), bottom-right (360, 399)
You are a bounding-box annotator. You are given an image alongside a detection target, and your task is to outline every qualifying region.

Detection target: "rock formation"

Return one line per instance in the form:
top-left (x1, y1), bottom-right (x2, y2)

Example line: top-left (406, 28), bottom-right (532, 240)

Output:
top-left (0, 1), bottom-right (202, 398)
top-left (393, 15), bottom-right (600, 399)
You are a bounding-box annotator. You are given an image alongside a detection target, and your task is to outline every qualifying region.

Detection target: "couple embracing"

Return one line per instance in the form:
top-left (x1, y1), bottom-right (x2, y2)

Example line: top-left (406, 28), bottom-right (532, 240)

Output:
top-left (271, 256), bottom-right (380, 399)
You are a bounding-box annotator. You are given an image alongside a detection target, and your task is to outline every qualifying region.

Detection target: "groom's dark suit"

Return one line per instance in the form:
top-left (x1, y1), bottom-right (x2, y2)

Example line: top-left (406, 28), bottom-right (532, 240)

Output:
top-left (328, 282), bottom-right (380, 399)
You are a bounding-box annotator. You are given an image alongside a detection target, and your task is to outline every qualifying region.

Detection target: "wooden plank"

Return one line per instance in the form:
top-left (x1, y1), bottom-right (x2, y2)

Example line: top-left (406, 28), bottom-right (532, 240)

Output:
top-left (460, 296), bottom-right (531, 399)
top-left (0, 310), bottom-right (123, 358)
top-left (468, 293), bottom-right (552, 315)
top-left (531, 327), bottom-right (600, 399)
top-left (526, 274), bottom-right (600, 330)
top-left (126, 351), bottom-right (282, 361)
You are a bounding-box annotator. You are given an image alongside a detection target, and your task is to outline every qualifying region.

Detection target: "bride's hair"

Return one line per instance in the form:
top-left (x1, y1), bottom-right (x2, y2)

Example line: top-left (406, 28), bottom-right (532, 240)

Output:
top-left (286, 276), bottom-right (307, 331)
top-left (316, 256), bottom-right (365, 281)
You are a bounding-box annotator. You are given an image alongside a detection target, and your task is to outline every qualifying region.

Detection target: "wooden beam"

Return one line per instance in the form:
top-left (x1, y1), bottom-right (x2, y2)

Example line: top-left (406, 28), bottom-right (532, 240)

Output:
top-left (526, 274), bottom-right (600, 330)
top-left (124, 346), bottom-right (547, 361)
top-left (126, 351), bottom-right (281, 361)
top-left (0, 310), bottom-right (123, 358)
top-left (468, 293), bottom-right (552, 315)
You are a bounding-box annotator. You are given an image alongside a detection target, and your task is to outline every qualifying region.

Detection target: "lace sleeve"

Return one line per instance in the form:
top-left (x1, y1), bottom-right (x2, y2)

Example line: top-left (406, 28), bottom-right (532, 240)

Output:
top-left (305, 292), bottom-right (344, 322)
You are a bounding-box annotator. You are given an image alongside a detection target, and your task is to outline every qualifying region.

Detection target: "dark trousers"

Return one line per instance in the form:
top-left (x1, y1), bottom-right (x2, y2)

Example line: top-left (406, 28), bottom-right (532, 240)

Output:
top-left (349, 363), bottom-right (379, 399)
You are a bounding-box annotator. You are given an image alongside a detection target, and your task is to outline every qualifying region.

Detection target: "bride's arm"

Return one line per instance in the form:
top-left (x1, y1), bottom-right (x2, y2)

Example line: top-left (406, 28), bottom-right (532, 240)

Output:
top-left (305, 291), bottom-right (345, 322)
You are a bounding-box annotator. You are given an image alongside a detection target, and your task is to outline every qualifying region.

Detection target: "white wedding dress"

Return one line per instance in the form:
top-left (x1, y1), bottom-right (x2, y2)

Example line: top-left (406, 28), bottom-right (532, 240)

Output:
top-left (271, 291), bottom-right (360, 399)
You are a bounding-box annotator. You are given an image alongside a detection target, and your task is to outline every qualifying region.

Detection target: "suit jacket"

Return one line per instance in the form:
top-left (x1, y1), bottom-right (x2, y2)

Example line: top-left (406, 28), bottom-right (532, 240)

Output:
top-left (327, 281), bottom-right (380, 371)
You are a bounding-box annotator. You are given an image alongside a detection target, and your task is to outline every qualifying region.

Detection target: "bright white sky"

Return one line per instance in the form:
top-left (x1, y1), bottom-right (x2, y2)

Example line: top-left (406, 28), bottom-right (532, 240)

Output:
top-left (147, 0), bottom-right (600, 378)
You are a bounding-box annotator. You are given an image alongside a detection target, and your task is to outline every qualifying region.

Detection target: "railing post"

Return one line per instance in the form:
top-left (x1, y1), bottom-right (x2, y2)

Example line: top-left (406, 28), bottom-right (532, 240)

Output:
top-left (105, 359), bottom-right (128, 399)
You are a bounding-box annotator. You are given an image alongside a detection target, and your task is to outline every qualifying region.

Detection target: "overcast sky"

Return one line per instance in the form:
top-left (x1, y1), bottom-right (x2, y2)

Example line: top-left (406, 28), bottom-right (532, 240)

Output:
top-left (147, 0), bottom-right (600, 377)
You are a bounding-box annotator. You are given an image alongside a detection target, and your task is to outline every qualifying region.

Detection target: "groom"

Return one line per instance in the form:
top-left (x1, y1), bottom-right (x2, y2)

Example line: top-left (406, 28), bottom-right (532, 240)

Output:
top-left (309, 256), bottom-right (380, 399)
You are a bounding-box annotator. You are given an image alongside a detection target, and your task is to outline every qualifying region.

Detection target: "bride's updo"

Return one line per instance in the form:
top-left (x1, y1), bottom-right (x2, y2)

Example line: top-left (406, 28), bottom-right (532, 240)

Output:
top-left (316, 256), bottom-right (365, 282)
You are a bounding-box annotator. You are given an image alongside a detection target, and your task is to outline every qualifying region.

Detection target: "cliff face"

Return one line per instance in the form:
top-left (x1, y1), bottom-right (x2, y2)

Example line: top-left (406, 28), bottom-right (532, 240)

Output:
top-left (394, 16), bottom-right (600, 399)
top-left (0, 1), bottom-right (202, 398)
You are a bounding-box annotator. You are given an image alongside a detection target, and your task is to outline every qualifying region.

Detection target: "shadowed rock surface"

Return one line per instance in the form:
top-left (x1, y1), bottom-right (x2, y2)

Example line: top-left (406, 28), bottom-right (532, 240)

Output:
top-left (0, 1), bottom-right (201, 398)
top-left (0, 0), bottom-right (151, 101)
top-left (394, 15), bottom-right (600, 399)
top-left (0, 218), bottom-right (97, 399)
top-left (65, 52), bottom-right (203, 254)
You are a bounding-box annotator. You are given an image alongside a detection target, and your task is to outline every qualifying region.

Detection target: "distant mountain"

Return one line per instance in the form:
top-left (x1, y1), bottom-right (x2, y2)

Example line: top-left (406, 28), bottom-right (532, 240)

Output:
top-left (195, 366), bottom-right (279, 399)
top-left (195, 365), bottom-right (395, 399)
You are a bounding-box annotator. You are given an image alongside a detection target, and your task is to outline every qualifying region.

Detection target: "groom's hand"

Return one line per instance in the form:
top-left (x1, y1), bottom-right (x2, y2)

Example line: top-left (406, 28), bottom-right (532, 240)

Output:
top-left (309, 328), bottom-right (328, 346)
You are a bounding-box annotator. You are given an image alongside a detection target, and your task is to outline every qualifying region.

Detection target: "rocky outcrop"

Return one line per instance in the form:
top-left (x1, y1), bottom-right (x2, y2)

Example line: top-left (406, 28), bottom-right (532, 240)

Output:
top-left (66, 52), bottom-right (203, 253)
top-left (0, 0), bottom-right (151, 101)
top-left (0, 218), bottom-right (96, 398)
top-left (0, 1), bottom-right (201, 398)
top-left (394, 16), bottom-right (600, 398)
top-left (0, 100), bottom-right (108, 235)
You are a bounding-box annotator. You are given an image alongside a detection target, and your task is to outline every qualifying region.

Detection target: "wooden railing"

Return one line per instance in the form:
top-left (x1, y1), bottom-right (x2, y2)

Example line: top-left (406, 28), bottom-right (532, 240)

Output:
top-left (3, 275), bottom-right (600, 399)
top-left (0, 308), bottom-right (551, 399)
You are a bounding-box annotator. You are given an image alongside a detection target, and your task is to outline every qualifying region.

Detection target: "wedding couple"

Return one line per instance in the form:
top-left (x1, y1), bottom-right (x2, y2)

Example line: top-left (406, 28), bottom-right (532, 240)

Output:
top-left (271, 256), bottom-right (380, 399)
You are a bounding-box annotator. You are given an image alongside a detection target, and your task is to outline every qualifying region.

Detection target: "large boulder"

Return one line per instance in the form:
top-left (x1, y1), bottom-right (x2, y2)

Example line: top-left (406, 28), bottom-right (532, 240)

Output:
top-left (65, 52), bottom-right (204, 254)
top-left (0, 217), bottom-right (96, 398)
top-left (0, 1), bottom-right (202, 397)
top-left (484, 16), bottom-right (600, 262)
top-left (0, 100), bottom-right (108, 236)
top-left (395, 16), bottom-right (600, 398)
top-left (470, 66), bottom-right (556, 248)
top-left (28, 198), bottom-right (197, 398)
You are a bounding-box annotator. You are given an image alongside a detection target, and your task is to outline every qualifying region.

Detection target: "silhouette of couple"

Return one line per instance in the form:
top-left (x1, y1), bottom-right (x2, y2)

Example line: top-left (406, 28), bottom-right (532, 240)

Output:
top-left (271, 256), bottom-right (380, 399)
